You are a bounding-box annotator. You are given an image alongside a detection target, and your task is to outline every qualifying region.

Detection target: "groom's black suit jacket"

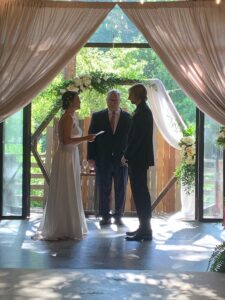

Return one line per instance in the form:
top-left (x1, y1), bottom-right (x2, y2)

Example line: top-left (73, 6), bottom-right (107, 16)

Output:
top-left (87, 109), bottom-right (131, 165)
top-left (125, 101), bottom-right (154, 169)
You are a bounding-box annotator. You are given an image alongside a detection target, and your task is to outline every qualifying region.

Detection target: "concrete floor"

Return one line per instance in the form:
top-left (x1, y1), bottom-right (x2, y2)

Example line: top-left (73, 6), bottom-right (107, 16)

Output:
top-left (1, 268), bottom-right (225, 300)
top-left (0, 214), bottom-right (224, 271)
top-left (0, 214), bottom-right (224, 299)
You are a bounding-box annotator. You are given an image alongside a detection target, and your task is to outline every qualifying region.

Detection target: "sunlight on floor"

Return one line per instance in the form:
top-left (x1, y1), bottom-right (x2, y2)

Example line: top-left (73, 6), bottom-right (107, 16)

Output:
top-left (0, 269), bottom-right (225, 300)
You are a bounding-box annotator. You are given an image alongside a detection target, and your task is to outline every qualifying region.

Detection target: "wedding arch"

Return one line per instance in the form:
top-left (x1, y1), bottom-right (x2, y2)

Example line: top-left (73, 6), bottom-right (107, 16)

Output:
top-left (31, 71), bottom-right (191, 217)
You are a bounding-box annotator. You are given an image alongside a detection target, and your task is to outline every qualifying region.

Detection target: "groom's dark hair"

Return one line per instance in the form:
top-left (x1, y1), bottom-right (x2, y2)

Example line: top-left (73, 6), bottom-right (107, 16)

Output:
top-left (62, 91), bottom-right (78, 110)
top-left (129, 83), bottom-right (147, 102)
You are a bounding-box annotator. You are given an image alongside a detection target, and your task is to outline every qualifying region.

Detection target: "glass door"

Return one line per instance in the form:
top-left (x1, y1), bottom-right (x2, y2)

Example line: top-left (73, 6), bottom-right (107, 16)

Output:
top-left (203, 115), bottom-right (223, 219)
top-left (0, 106), bottom-right (30, 219)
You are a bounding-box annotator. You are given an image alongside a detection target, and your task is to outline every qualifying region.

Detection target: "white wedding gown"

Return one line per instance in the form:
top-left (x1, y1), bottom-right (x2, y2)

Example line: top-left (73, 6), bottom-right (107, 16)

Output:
top-left (35, 114), bottom-right (88, 240)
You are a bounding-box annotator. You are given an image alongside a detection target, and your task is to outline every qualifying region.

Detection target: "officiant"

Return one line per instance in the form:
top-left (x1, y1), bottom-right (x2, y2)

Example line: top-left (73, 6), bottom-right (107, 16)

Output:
top-left (87, 90), bottom-right (131, 226)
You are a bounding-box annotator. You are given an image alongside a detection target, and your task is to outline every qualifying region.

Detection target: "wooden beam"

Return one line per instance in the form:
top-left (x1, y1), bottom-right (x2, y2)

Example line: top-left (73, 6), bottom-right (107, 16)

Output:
top-left (31, 145), bottom-right (50, 185)
top-left (84, 43), bottom-right (150, 49)
top-left (152, 176), bottom-right (177, 211)
top-left (32, 104), bottom-right (60, 143)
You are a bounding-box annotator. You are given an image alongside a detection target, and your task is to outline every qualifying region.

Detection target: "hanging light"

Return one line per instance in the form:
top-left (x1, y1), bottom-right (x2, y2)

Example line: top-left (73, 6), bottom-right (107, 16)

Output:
top-left (215, 0), bottom-right (221, 4)
top-left (140, 0), bottom-right (145, 4)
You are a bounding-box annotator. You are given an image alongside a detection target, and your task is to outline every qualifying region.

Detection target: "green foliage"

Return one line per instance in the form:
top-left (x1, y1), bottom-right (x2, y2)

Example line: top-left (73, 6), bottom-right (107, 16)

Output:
top-left (32, 47), bottom-right (196, 124)
top-left (31, 200), bottom-right (43, 208)
top-left (89, 71), bottom-right (135, 94)
top-left (175, 125), bottom-right (196, 194)
top-left (208, 242), bottom-right (225, 272)
top-left (182, 124), bottom-right (196, 136)
top-left (89, 5), bottom-right (146, 44)
top-left (77, 48), bottom-right (193, 120)
top-left (216, 126), bottom-right (225, 149)
top-left (32, 75), bottom-right (64, 132)
top-left (175, 164), bottom-right (195, 194)
top-left (42, 70), bottom-right (140, 118)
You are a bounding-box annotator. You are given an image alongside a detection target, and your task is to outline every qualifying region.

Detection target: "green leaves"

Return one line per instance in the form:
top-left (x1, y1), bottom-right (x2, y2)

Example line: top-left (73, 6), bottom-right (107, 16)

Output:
top-left (182, 124), bottom-right (196, 137)
top-left (175, 163), bottom-right (195, 194)
top-left (216, 126), bottom-right (225, 149)
top-left (208, 242), bottom-right (225, 272)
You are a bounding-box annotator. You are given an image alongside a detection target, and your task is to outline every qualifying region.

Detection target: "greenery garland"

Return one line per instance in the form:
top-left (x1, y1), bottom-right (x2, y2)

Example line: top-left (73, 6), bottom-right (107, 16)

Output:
top-left (57, 71), bottom-right (138, 98)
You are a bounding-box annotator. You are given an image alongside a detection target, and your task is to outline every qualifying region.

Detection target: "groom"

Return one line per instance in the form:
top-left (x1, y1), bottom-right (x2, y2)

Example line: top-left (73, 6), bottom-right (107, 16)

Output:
top-left (87, 90), bottom-right (131, 226)
top-left (122, 83), bottom-right (154, 241)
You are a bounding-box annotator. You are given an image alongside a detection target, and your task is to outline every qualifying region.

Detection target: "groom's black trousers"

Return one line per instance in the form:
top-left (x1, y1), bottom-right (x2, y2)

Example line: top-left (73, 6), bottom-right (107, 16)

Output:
top-left (128, 165), bottom-right (152, 228)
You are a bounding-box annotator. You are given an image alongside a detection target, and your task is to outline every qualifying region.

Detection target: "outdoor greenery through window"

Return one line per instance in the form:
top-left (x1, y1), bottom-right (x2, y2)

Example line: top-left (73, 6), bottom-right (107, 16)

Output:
top-left (88, 5), bottom-right (147, 43)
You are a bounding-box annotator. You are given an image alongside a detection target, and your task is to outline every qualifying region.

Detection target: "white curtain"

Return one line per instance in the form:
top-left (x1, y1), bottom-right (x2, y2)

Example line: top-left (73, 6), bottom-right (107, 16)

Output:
top-left (120, 1), bottom-right (225, 125)
top-left (0, 0), bottom-right (115, 122)
top-left (145, 79), bottom-right (185, 150)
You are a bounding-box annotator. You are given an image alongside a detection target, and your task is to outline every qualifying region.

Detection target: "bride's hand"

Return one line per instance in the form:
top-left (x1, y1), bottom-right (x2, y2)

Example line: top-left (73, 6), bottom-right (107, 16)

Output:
top-left (86, 134), bottom-right (96, 142)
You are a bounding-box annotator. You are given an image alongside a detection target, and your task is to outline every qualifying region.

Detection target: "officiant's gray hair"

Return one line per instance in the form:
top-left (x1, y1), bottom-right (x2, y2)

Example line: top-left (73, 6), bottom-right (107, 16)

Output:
top-left (106, 89), bottom-right (120, 101)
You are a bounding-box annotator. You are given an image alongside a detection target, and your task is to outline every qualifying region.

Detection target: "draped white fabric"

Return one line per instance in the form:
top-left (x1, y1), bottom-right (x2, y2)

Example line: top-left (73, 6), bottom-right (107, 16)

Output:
top-left (0, 0), bottom-right (115, 122)
top-left (120, 1), bottom-right (225, 125)
top-left (145, 79), bottom-right (185, 150)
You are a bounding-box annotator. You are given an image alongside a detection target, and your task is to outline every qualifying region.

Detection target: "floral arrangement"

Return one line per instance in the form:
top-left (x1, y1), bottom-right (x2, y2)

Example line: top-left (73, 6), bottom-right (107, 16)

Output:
top-left (216, 126), bottom-right (225, 149)
top-left (175, 125), bottom-right (196, 194)
top-left (59, 71), bottom-right (136, 96)
top-left (60, 75), bottom-right (92, 94)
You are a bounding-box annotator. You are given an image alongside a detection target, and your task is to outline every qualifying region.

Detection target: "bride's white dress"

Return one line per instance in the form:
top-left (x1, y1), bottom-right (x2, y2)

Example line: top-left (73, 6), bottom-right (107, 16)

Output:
top-left (36, 114), bottom-right (88, 240)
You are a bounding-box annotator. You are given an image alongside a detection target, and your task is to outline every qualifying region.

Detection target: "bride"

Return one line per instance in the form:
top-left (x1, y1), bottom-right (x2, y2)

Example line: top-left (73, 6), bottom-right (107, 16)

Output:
top-left (34, 91), bottom-right (96, 240)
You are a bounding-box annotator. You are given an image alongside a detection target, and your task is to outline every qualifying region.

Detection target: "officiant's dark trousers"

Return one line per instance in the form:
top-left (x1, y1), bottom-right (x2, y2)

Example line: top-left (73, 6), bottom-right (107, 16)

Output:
top-left (96, 161), bottom-right (128, 219)
top-left (129, 166), bottom-right (152, 229)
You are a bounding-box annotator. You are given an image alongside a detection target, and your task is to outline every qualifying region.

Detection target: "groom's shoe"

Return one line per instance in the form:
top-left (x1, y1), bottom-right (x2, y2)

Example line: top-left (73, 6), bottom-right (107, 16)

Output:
top-left (125, 229), bottom-right (152, 242)
top-left (126, 229), bottom-right (139, 236)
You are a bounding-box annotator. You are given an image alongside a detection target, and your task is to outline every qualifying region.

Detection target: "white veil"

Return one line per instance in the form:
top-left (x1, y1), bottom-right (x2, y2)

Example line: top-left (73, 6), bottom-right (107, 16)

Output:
top-left (145, 79), bottom-right (186, 150)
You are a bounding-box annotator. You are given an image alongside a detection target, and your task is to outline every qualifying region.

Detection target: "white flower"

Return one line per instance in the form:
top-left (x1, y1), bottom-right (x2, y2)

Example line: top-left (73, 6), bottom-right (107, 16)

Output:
top-left (218, 132), bottom-right (225, 139)
top-left (60, 89), bottom-right (66, 94)
top-left (186, 145), bottom-right (195, 157)
top-left (74, 78), bottom-right (82, 86)
top-left (83, 79), bottom-right (91, 87)
top-left (103, 75), bottom-right (108, 81)
top-left (97, 78), bottom-right (101, 84)
top-left (181, 136), bottom-right (194, 145)
top-left (67, 84), bottom-right (75, 90)
top-left (186, 157), bottom-right (195, 165)
top-left (71, 87), bottom-right (79, 92)
top-left (79, 85), bottom-right (84, 91)
top-left (83, 75), bottom-right (91, 81)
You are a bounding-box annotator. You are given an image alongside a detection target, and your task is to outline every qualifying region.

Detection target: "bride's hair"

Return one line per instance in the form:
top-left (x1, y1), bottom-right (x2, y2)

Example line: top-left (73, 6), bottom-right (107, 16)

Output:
top-left (62, 91), bottom-right (78, 110)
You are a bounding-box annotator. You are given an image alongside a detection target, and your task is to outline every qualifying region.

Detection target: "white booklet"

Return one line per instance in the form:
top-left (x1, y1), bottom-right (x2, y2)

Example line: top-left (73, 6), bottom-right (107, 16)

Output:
top-left (95, 130), bottom-right (105, 136)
